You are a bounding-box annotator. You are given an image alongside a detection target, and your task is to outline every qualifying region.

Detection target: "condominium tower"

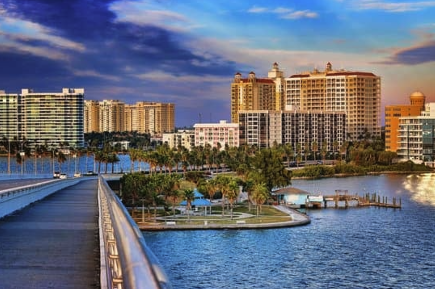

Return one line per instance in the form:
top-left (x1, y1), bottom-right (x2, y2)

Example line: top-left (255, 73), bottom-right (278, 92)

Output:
top-left (84, 100), bottom-right (175, 134)
top-left (238, 110), bottom-right (346, 151)
top-left (385, 91), bottom-right (425, 152)
top-left (285, 62), bottom-right (381, 140)
top-left (0, 88), bottom-right (84, 148)
top-left (231, 71), bottom-right (277, 123)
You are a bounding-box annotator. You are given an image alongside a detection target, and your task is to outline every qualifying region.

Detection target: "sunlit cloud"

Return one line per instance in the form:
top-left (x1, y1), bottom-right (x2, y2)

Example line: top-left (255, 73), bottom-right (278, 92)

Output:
top-left (136, 71), bottom-right (228, 84)
top-left (71, 69), bottom-right (121, 82)
top-left (352, 0), bottom-right (435, 12)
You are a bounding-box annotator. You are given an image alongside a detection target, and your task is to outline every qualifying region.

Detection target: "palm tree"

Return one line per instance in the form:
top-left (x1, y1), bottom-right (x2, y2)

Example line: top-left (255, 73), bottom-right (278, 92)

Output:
top-left (312, 141), bottom-right (318, 161)
top-left (183, 188), bottom-right (195, 222)
top-left (205, 178), bottom-right (218, 214)
top-left (226, 179), bottom-right (240, 220)
top-left (251, 183), bottom-right (269, 217)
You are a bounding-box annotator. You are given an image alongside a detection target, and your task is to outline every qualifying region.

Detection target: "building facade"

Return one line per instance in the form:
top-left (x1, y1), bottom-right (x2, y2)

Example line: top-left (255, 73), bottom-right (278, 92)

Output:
top-left (385, 91), bottom-right (425, 152)
top-left (85, 100), bottom-right (174, 135)
top-left (162, 130), bottom-right (195, 150)
top-left (0, 88), bottom-right (84, 149)
top-left (84, 100), bottom-right (100, 133)
top-left (231, 71), bottom-right (277, 123)
top-left (238, 110), bottom-right (346, 153)
top-left (285, 62), bottom-right (381, 140)
top-left (194, 120), bottom-right (239, 149)
top-left (397, 103), bottom-right (435, 163)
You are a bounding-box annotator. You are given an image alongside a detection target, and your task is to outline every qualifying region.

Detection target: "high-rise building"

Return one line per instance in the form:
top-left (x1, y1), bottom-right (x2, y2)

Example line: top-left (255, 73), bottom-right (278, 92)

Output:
top-left (231, 71), bottom-right (276, 123)
top-left (285, 62), bottom-right (381, 140)
top-left (397, 102), bottom-right (435, 163)
top-left (99, 100), bottom-right (125, 132)
top-left (385, 91), bottom-right (425, 152)
top-left (0, 91), bottom-right (19, 141)
top-left (238, 110), bottom-right (346, 152)
top-left (0, 88), bottom-right (84, 149)
top-left (84, 100), bottom-right (100, 133)
top-left (85, 100), bottom-right (175, 135)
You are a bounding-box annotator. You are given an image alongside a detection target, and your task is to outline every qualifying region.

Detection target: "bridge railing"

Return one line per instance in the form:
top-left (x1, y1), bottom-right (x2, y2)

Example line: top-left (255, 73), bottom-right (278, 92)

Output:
top-left (98, 175), bottom-right (172, 289)
top-left (0, 178), bottom-right (80, 218)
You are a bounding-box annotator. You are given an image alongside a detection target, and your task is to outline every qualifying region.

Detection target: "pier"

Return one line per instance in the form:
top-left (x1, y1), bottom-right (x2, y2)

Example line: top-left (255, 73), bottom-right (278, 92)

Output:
top-left (321, 190), bottom-right (401, 209)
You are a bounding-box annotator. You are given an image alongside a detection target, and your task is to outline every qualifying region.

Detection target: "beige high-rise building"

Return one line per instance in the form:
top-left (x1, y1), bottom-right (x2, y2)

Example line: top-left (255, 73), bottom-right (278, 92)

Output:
top-left (285, 62), bottom-right (381, 140)
top-left (84, 100), bottom-right (174, 135)
top-left (84, 100), bottom-right (100, 133)
top-left (99, 100), bottom-right (125, 132)
top-left (231, 71), bottom-right (277, 123)
top-left (124, 102), bottom-right (175, 134)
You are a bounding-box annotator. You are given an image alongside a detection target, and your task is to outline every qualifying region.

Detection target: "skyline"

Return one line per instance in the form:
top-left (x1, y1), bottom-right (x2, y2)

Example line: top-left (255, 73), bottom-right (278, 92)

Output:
top-left (0, 0), bottom-right (434, 127)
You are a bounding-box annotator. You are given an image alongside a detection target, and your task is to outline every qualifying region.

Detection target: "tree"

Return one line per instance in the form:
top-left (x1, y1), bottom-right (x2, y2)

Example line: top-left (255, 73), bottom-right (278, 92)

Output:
top-left (182, 188), bottom-right (195, 222)
top-left (251, 183), bottom-right (269, 217)
top-left (226, 179), bottom-right (240, 220)
top-left (250, 148), bottom-right (292, 192)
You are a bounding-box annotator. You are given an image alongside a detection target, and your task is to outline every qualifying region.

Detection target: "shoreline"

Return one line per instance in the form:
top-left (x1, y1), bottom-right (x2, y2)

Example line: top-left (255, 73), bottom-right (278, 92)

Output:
top-left (138, 205), bottom-right (311, 231)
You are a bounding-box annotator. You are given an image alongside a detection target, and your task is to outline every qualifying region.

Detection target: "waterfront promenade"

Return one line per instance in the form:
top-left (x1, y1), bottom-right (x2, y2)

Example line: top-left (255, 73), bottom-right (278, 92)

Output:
top-left (0, 180), bottom-right (100, 288)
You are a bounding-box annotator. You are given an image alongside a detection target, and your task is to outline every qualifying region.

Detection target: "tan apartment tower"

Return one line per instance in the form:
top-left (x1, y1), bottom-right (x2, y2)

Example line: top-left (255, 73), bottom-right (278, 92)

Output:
top-left (84, 100), bottom-right (100, 133)
top-left (99, 100), bottom-right (125, 132)
top-left (231, 71), bottom-right (276, 123)
top-left (385, 91), bottom-right (426, 152)
top-left (285, 62), bottom-right (381, 140)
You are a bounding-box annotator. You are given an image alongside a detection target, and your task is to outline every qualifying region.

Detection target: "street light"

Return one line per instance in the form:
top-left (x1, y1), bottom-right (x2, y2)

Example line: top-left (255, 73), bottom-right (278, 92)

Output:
top-left (20, 151), bottom-right (25, 175)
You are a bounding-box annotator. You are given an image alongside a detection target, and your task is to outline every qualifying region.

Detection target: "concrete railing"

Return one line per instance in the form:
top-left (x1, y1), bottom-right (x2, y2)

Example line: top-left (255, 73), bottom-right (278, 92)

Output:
top-left (98, 176), bottom-right (172, 289)
top-left (0, 178), bottom-right (80, 218)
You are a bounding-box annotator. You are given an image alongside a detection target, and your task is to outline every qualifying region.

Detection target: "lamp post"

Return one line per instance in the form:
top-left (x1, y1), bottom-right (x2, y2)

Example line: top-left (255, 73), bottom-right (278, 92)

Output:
top-left (7, 138), bottom-right (11, 175)
top-left (20, 151), bottom-right (25, 175)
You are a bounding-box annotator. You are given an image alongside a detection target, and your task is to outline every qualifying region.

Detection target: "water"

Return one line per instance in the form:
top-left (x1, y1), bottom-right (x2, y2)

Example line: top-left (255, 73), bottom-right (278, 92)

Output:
top-left (143, 174), bottom-right (435, 289)
top-left (0, 154), bottom-right (148, 178)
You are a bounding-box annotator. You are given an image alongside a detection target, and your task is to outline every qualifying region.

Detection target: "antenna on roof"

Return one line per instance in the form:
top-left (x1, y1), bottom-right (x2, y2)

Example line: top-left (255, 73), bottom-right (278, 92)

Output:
top-left (199, 113), bottom-right (202, 124)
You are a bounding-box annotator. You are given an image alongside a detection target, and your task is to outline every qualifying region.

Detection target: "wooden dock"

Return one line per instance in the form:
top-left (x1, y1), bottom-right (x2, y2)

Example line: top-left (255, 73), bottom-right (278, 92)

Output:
top-left (321, 190), bottom-right (401, 209)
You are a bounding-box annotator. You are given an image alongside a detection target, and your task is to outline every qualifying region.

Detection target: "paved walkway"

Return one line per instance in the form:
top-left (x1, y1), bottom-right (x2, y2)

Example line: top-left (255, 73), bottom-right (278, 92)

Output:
top-left (0, 179), bottom-right (100, 289)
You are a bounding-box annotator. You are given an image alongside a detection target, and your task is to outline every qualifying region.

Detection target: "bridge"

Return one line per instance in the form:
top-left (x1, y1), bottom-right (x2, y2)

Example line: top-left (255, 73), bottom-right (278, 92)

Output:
top-left (0, 175), bottom-right (171, 289)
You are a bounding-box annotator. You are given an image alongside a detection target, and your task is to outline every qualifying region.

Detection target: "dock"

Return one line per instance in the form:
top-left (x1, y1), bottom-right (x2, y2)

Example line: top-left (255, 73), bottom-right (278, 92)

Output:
top-left (321, 190), bottom-right (401, 209)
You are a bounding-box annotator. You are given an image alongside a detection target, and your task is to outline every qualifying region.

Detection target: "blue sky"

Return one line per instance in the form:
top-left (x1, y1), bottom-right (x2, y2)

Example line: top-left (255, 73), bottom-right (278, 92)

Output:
top-left (0, 0), bottom-right (434, 127)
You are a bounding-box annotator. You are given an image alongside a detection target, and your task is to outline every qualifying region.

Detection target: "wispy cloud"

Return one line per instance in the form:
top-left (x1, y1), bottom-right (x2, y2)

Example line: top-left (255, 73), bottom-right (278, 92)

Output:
top-left (281, 10), bottom-right (319, 19)
top-left (247, 6), bottom-right (318, 19)
top-left (110, 1), bottom-right (194, 32)
top-left (0, 17), bottom-right (85, 52)
top-left (353, 0), bottom-right (435, 13)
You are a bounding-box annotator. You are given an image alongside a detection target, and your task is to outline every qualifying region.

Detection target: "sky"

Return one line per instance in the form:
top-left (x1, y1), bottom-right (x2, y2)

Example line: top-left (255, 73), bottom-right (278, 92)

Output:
top-left (0, 0), bottom-right (434, 127)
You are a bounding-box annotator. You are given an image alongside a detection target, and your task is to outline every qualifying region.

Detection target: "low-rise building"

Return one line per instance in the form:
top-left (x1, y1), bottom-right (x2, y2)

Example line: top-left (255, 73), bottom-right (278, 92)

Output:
top-left (194, 120), bottom-right (239, 149)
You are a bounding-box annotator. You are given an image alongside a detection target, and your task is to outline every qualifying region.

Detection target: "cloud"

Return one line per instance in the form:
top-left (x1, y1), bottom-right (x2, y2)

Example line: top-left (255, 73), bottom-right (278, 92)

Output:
top-left (247, 6), bottom-right (318, 19)
top-left (352, 0), bottom-right (435, 12)
top-left (280, 10), bottom-right (319, 19)
top-left (247, 6), bottom-right (268, 13)
top-left (376, 40), bottom-right (435, 65)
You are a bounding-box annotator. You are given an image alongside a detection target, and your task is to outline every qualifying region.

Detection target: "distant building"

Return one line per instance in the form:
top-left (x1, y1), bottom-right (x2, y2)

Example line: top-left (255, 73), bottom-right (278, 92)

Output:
top-left (238, 110), bottom-right (346, 153)
top-left (84, 100), bottom-right (175, 135)
top-left (194, 120), bottom-right (239, 149)
top-left (285, 62), bottom-right (381, 140)
top-left (162, 130), bottom-right (195, 150)
top-left (99, 100), bottom-right (125, 132)
top-left (231, 71), bottom-right (277, 123)
top-left (84, 100), bottom-right (100, 133)
top-left (0, 88), bottom-right (84, 149)
top-left (385, 91), bottom-right (426, 152)
top-left (397, 102), bottom-right (435, 163)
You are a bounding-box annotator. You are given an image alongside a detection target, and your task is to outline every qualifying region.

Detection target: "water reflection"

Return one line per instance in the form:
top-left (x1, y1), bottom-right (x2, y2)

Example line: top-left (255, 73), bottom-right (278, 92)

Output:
top-left (403, 173), bottom-right (435, 206)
